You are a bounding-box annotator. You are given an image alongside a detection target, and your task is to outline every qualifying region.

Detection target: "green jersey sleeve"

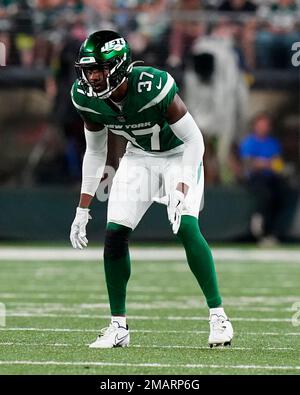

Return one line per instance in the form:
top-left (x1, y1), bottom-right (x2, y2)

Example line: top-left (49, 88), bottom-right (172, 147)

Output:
top-left (134, 67), bottom-right (179, 115)
top-left (155, 70), bottom-right (179, 114)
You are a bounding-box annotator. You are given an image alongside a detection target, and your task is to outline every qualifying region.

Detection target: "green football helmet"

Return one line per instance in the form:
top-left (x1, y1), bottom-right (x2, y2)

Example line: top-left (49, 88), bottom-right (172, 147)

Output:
top-left (75, 30), bottom-right (134, 99)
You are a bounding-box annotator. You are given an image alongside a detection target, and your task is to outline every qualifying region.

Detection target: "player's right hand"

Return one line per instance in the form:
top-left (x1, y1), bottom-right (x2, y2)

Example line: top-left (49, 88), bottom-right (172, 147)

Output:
top-left (153, 190), bottom-right (185, 235)
top-left (70, 207), bottom-right (92, 249)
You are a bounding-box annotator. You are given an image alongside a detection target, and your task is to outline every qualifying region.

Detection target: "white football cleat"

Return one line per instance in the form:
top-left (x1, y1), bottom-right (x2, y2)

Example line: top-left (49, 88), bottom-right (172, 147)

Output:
top-left (89, 321), bottom-right (130, 349)
top-left (208, 314), bottom-right (233, 348)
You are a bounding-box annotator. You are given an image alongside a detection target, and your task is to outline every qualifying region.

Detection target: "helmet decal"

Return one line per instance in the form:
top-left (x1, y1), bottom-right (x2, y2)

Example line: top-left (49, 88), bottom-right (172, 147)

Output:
top-left (101, 38), bottom-right (126, 53)
top-left (79, 56), bottom-right (96, 64)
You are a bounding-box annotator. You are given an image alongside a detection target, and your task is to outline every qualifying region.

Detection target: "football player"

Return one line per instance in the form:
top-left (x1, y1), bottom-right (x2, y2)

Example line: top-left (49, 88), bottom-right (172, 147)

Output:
top-left (70, 30), bottom-right (233, 348)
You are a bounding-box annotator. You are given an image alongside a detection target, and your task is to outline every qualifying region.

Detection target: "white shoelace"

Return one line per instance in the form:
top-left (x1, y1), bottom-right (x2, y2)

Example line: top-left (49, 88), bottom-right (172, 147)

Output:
top-left (211, 317), bottom-right (227, 334)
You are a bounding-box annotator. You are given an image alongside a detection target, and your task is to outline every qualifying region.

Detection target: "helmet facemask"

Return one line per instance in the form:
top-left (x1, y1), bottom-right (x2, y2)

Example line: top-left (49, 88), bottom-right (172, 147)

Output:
top-left (76, 52), bottom-right (130, 99)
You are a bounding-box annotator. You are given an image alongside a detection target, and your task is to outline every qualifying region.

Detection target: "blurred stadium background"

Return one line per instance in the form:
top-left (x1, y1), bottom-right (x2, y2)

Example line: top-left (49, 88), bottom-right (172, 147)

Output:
top-left (0, 0), bottom-right (300, 244)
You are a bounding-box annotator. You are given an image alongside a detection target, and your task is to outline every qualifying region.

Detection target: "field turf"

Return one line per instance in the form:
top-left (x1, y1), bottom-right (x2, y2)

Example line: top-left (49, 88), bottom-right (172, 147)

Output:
top-left (0, 246), bottom-right (299, 375)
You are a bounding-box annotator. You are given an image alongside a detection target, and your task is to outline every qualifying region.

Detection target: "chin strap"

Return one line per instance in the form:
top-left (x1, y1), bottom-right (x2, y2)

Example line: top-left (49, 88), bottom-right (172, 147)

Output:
top-left (93, 60), bottom-right (144, 99)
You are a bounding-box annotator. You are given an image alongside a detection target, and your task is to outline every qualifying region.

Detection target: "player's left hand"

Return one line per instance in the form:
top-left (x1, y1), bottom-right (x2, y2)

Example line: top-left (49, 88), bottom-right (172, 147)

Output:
top-left (153, 190), bottom-right (185, 234)
top-left (70, 207), bottom-right (92, 249)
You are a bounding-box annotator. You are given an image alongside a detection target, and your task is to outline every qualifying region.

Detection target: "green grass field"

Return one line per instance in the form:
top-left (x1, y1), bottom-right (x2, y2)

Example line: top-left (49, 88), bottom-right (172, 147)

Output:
top-left (0, 246), bottom-right (300, 375)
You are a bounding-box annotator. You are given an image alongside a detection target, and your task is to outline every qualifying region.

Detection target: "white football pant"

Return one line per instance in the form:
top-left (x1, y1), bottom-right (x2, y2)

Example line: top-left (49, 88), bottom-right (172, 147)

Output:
top-left (107, 149), bottom-right (204, 230)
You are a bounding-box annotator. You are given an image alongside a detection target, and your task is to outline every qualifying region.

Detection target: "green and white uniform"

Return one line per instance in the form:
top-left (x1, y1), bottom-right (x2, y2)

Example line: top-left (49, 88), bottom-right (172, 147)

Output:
top-left (71, 66), bottom-right (204, 229)
top-left (72, 66), bottom-right (183, 152)
top-left (71, 31), bottom-right (224, 322)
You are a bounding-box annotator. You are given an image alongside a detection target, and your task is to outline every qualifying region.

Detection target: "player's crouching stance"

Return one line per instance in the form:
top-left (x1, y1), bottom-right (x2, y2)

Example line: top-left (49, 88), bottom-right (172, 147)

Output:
top-left (69, 31), bottom-right (233, 348)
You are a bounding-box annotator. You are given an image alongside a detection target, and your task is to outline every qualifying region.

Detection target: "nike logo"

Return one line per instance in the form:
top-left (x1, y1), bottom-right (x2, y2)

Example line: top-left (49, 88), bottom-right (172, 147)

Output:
top-left (115, 333), bottom-right (128, 344)
top-left (156, 78), bottom-right (162, 89)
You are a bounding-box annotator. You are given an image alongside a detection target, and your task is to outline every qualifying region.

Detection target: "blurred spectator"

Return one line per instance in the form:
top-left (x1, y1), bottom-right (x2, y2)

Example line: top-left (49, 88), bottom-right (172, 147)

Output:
top-left (83, 0), bottom-right (117, 33)
top-left (239, 112), bottom-right (287, 244)
top-left (112, 0), bottom-right (138, 37)
top-left (52, 22), bottom-right (87, 182)
top-left (1, 0), bottom-right (299, 188)
top-left (126, 0), bottom-right (169, 66)
top-left (202, 137), bottom-right (221, 185)
top-left (0, 1), bottom-right (16, 65)
top-left (11, 0), bottom-right (35, 67)
top-left (0, 0), bottom-right (35, 66)
top-left (32, 1), bottom-right (84, 69)
top-left (228, 141), bottom-right (244, 182)
top-left (218, 0), bottom-right (257, 12)
top-left (256, 0), bottom-right (300, 69)
top-left (66, 0), bottom-right (84, 14)
top-left (217, 0), bottom-right (258, 70)
top-left (184, 31), bottom-right (249, 181)
top-left (33, 1), bottom-right (64, 67)
top-left (0, 0), bottom-right (17, 15)
top-left (166, 0), bottom-right (206, 87)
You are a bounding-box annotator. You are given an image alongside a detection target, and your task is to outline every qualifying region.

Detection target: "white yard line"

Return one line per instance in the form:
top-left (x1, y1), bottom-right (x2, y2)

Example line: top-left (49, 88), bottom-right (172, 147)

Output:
top-left (133, 345), bottom-right (294, 351)
top-left (0, 360), bottom-right (299, 370)
top-left (3, 312), bottom-right (294, 322)
top-left (4, 302), bottom-right (299, 311)
top-left (0, 327), bottom-right (299, 336)
top-left (4, 304), bottom-right (292, 312)
top-left (0, 342), bottom-right (70, 347)
top-left (0, 342), bottom-right (294, 351)
top-left (5, 303), bottom-right (295, 313)
top-left (1, 293), bottom-right (300, 303)
top-left (1, 247), bottom-right (300, 262)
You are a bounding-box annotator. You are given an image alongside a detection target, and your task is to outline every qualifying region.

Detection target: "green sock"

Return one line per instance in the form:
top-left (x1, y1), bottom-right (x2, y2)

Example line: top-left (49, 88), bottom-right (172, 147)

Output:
top-left (177, 215), bottom-right (222, 308)
top-left (103, 222), bottom-right (132, 316)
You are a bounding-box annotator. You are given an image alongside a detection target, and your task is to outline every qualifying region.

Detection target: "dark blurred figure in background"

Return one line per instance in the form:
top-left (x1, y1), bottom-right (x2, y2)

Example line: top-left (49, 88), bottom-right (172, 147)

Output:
top-left (239, 113), bottom-right (287, 245)
top-left (52, 22), bottom-right (87, 182)
top-left (218, 0), bottom-right (257, 12)
top-left (184, 25), bottom-right (249, 182)
top-left (5, 0), bottom-right (35, 66)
